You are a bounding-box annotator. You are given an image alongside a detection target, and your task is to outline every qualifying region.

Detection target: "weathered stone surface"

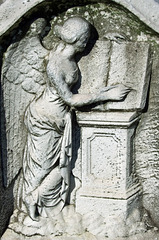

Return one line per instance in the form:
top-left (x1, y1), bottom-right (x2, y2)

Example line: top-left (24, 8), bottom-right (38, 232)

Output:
top-left (1, 18), bottom-right (48, 187)
top-left (76, 110), bottom-right (144, 238)
top-left (114, 0), bottom-right (159, 34)
top-left (1, 1), bottom-right (159, 240)
top-left (2, 228), bottom-right (159, 240)
top-left (0, 169), bottom-right (14, 237)
top-left (76, 112), bottom-right (140, 198)
top-left (0, 0), bottom-right (159, 38)
top-left (135, 45), bottom-right (159, 228)
top-left (7, 205), bottom-right (84, 237)
top-left (106, 42), bottom-right (151, 111)
top-left (79, 41), bottom-right (151, 111)
top-left (78, 40), bottom-right (111, 95)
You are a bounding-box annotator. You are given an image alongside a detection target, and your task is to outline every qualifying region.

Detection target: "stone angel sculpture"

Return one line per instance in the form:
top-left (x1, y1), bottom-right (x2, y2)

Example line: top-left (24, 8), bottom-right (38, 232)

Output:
top-left (1, 16), bottom-right (130, 223)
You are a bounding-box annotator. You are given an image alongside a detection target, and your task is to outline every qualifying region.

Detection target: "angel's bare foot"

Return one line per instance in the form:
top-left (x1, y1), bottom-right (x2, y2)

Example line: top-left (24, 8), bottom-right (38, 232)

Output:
top-left (25, 193), bottom-right (39, 221)
top-left (106, 84), bottom-right (131, 101)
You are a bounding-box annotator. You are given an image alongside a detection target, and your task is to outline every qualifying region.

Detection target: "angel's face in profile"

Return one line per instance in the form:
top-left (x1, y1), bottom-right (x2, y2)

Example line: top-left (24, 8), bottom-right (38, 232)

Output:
top-left (54, 17), bottom-right (90, 53)
top-left (74, 32), bottom-right (90, 52)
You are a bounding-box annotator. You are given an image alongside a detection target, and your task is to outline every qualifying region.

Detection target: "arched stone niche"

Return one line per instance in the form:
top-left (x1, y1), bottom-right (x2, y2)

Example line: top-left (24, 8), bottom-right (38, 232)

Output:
top-left (1, 0), bottom-right (159, 36)
top-left (1, 1), bottom-right (159, 239)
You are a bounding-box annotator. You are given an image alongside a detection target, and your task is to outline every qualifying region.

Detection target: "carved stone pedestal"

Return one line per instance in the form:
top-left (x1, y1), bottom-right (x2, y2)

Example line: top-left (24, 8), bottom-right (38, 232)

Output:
top-left (76, 111), bottom-right (143, 237)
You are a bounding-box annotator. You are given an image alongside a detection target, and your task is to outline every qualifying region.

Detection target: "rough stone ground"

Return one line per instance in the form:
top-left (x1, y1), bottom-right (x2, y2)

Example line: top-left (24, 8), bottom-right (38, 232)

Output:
top-left (2, 229), bottom-right (159, 240)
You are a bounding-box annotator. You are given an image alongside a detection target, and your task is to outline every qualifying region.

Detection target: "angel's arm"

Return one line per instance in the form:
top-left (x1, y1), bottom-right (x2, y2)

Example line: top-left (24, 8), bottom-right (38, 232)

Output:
top-left (46, 62), bottom-right (112, 107)
top-left (47, 67), bottom-right (131, 108)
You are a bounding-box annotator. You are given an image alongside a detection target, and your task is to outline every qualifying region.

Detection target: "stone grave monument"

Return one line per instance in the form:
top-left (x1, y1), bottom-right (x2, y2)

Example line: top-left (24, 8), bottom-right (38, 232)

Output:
top-left (1, 1), bottom-right (159, 239)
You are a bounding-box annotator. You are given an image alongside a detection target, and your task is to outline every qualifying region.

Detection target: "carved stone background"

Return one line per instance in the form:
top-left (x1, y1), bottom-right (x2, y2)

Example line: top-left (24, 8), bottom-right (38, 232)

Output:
top-left (1, 0), bottom-right (159, 238)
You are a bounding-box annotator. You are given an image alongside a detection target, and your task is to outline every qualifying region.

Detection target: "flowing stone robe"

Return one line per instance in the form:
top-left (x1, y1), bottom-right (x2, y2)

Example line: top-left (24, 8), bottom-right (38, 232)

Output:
top-left (18, 86), bottom-right (72, 217)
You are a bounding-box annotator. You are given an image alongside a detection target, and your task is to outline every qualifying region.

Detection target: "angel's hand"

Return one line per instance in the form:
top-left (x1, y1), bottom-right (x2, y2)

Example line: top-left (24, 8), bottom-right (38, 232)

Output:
top-left (99, 85), bottom-right (116, 93)
top-left (100, 84), bottom-right (131, 101)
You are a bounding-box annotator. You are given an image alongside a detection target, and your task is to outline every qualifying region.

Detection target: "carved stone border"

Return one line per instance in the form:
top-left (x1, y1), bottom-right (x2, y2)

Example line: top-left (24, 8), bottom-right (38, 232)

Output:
top-left (0, 0), bottom-right (159, 39)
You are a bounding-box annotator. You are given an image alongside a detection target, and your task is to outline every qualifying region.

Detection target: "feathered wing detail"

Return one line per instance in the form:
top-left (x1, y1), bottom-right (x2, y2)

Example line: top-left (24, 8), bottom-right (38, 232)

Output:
top-left (1, 18), bottom-right (49, 187)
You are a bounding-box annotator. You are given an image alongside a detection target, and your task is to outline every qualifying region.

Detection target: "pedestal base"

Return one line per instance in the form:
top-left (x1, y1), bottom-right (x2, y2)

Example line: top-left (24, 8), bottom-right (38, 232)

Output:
top-left (76, 189), bottom-right (144, 238)
top-left (76, 188), bottom-right (142, 220)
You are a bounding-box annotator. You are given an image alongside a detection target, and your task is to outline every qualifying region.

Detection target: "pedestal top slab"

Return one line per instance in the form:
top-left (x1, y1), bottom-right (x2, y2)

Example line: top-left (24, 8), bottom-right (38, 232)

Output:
top-left (76, 111), bottom-right (139, 127)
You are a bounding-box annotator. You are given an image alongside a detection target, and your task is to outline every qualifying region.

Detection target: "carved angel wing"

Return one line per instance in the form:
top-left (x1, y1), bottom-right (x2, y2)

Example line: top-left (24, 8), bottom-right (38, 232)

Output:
top-left (1, 18), bottom-right (49, 187)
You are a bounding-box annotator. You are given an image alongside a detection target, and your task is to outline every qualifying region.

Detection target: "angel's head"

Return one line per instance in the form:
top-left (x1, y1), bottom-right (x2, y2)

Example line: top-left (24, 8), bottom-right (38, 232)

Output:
top-left (54, 17), bottom-right (91, 52)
